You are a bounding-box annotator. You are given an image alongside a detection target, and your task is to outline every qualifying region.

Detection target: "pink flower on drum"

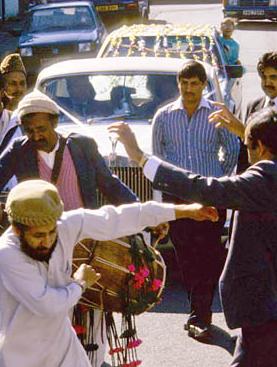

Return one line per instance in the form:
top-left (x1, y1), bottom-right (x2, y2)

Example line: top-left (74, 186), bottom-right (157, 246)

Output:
top-left (151, 279), bottom-right (162, 291)
top-left (129, 361), bottom-right (142, 367)
top-left (109, 347), bottom-right (124, 355)
top-left (127, 339), bottom-right (142, 349)
top-left (134, 272), bottom-right (145, 282)
top-left (128, 264), bottom-right (136, 273)
top-left (133, 280), bottom-right (144, 289)
top-left (73, 325), bottom-right (86, 335)
top-left (139, 266), bottom-right (150, 278)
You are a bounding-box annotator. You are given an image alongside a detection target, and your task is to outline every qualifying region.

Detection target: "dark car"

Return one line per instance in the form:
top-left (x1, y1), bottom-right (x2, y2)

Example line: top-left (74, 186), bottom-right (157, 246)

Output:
top-left (29, 0), bottom-right (150, 19)
top-left (19, 1), bottom-right (106, 78)
top-left (93, 0), bottom-right (150, 19)
top-left (222, 0), bottom-right (277, 21)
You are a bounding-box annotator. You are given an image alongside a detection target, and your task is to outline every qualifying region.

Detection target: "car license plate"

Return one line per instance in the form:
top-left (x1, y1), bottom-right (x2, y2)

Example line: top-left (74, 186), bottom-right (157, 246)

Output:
top-left (96, 5), bottom-right (119, 12)
top-left (243, 9), bottom-right (264, 16)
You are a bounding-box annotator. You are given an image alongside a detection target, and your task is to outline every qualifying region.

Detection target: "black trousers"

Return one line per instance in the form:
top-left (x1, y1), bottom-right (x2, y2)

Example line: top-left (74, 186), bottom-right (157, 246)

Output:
top-left (231, 320), bottom-right (277, 367)
top-left (165, 194), bottom-right (226, 324)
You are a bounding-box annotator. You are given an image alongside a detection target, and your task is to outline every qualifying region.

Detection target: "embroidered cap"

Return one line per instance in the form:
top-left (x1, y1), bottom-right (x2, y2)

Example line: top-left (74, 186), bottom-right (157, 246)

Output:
top-left (17, 90), bottom-right (59, 122)
top-left (0, 53), bottom-right (26, 76)
top-left (6, 179), bottom-right (64, 226)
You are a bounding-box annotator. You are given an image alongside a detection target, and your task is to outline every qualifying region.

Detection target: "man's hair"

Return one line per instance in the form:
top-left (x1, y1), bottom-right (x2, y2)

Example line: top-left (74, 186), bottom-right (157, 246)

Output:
top-left (221, 17), bottom-right (235, 27)
top-left (257, 51), bottom-right (277, 76)
top-left (246, 107), bottom-right (277, 155)
top-left (11, 221), bottom-right (29, 233)
top-left (21, 112), bottom-right (58, 126)
top-left (177, 60), bottom-right (207, 83)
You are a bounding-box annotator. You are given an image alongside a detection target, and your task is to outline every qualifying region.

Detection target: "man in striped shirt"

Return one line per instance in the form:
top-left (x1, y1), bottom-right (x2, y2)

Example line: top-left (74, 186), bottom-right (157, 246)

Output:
top-left (152, 60), bottom-right (240, 340)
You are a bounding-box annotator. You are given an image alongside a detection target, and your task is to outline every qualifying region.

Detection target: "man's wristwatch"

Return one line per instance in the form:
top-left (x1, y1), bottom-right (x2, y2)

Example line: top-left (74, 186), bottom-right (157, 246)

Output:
top-left (138, 153), bottom-right (149, 168)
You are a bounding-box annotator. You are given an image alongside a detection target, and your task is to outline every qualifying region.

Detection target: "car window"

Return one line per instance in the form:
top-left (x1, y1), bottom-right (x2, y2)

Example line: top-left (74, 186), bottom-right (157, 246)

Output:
top-left (40, 73), bottom-right (217, 122)
top-left (27, 6), bottom-right (96, 32)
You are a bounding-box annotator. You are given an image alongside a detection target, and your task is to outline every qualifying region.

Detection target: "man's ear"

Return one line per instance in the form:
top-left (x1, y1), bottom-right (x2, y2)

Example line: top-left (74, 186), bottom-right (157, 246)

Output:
top-left (257, 139), bottom-right (269, 158)
top-left (11, 224), bottom-right (21, 236)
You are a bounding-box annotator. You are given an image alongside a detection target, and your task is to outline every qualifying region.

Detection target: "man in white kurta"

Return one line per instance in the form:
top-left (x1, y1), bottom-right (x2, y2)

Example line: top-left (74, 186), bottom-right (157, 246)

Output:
top-left (0, 179), bottom-right (218, 367)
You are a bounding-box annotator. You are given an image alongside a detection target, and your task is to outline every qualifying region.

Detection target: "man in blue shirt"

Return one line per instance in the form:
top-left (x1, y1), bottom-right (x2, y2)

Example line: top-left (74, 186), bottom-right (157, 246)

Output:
top-left (151, 60), bottom-right (239, 340)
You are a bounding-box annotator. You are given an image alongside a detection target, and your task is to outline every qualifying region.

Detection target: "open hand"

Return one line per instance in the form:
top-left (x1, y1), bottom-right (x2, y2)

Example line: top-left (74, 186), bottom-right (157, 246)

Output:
top-left (209, 101), bottom-right (245, 139)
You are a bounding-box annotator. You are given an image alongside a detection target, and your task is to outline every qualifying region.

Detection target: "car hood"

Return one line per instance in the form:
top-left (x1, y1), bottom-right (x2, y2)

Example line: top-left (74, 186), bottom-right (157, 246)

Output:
top-left (19, 29), bottom-right (98, 47)
top-left (57, 120), bottom-right (152, 166)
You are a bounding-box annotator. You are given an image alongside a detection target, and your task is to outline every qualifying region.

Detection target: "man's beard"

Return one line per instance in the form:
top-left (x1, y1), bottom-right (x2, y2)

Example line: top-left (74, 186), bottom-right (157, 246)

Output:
top-left (20, 235), bottom-right (58, 262)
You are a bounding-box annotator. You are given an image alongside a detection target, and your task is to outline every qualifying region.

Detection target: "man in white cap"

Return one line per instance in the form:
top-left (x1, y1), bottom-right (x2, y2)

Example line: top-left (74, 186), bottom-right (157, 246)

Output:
top-left (0, 90), bottom-right (139, 365)
top-left (0, 178), bottom-right (218, 367)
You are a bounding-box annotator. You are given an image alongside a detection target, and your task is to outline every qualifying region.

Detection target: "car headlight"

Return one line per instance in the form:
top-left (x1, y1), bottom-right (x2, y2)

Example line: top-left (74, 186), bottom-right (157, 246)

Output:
top-left (78, 42), bottom-right (92, 52)
top-left (269, 0), bottom-right (277, 5)
top-left (20, 47), bottom-right (33, 57)
top-left (228, 0), bottom-right (238, 5)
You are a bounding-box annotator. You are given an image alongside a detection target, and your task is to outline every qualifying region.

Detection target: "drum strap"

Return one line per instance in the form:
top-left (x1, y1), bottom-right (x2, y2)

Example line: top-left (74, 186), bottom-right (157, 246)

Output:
top-left (51, 136), bottom-right (67, 184)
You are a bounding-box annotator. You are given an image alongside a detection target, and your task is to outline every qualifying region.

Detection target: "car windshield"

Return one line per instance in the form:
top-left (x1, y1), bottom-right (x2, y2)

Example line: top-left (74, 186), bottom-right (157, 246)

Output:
top-left (41, 73), bottom-right (217, 122)
top-left (27, 6), bottom-right (95, 33)
top-left (102, 35), bottom-right (222, 68)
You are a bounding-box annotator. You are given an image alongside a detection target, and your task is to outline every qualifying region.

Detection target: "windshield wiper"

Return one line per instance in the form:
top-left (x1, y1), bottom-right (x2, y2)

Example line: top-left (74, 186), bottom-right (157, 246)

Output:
top-left (87, 113), bottom-right (139, 124)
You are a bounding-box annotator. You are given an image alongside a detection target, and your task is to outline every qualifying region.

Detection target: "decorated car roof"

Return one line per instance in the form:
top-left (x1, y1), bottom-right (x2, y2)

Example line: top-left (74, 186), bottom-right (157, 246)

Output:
top-left (97, 23), bottom-right (221, 68)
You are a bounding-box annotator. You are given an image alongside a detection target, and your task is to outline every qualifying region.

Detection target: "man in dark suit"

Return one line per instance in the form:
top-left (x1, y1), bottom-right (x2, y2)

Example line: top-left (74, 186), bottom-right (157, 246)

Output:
top-left (209, 51), bottom-right (277, 173)
top-left (246, 51), bottom-right (277, 119)
top-left (108, 107), bottom-right (277, 366)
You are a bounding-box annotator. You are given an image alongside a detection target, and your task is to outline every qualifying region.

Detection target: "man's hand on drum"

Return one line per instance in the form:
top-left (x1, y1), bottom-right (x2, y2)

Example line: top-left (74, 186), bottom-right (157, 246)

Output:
top-left (175, 203), bottom-right (219, 222)
top-left (151, 222), bottom-right (170, 240)
top-left (73, 263), bottom-right (101, 290)
top-left (108, 122), bottom-right (144, 164)
top-left (209, 102), bottom-right (245, 140)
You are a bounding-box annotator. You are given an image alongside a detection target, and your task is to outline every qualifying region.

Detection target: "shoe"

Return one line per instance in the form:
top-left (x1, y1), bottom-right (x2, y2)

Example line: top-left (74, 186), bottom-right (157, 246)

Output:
top-left (185, 323), bottom-right (211, 340)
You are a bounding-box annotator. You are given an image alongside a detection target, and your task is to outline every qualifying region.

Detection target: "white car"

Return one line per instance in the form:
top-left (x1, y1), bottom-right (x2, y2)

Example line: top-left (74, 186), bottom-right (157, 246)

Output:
top-left (35, 56), bottom-right (223, 202)
top-left (97, 23), bottom-right (243, 117)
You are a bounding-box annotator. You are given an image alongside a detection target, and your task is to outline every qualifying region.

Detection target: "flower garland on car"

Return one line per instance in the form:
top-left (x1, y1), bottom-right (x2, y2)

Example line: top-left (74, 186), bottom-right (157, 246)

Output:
top-left (104, 23), bottom-right (219, 68)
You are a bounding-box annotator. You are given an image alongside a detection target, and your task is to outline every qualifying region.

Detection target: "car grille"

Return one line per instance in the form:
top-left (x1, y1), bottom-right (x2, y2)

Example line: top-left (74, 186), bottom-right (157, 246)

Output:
top-left (97, 166), bottom-right (153, 206)
top-left (33, 44), bottom-right (77, 58)
top-left (239, 0), bottom-right (269, 6)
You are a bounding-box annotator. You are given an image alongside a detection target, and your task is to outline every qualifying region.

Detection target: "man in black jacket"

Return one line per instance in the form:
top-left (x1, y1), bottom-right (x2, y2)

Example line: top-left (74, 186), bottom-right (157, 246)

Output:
top-left (209, 51), bottom-right (277, 172)
top-left (109, 107), bottom-right (277, 367)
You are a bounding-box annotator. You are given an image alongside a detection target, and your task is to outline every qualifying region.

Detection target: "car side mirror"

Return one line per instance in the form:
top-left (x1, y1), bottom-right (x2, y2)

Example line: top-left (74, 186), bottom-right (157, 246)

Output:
top-left (225, 65), bottom-right (244, 79)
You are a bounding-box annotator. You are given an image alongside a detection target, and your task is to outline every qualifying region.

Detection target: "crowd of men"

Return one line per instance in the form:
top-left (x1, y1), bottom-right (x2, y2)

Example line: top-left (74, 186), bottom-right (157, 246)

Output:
top-left (0, 27), bottom-right (276, 367)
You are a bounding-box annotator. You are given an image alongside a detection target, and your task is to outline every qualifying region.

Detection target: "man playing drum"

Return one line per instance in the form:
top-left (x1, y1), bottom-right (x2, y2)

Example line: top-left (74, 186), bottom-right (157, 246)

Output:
top-left (0, 179), bottom-right (218, 367)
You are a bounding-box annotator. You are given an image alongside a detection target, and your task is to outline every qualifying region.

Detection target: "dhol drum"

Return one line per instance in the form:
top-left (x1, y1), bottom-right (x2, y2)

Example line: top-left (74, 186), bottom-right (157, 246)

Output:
top-left (73, 234), bottom-right (166, 315)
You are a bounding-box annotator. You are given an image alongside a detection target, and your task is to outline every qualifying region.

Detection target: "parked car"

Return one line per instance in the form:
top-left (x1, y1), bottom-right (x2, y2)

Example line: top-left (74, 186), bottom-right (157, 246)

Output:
top-left (35, 56), bottom-right (223, 202)
top-left (97, 23), bottom-right (243, 117)
top-left (93, 0), bottom-right (150, 19)
top-left (28, 0), bottom-right (150, 19)
top-left (19, 1), bottom-right (106, 78)
top-left (222, 0), bottom-right (277, 21)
